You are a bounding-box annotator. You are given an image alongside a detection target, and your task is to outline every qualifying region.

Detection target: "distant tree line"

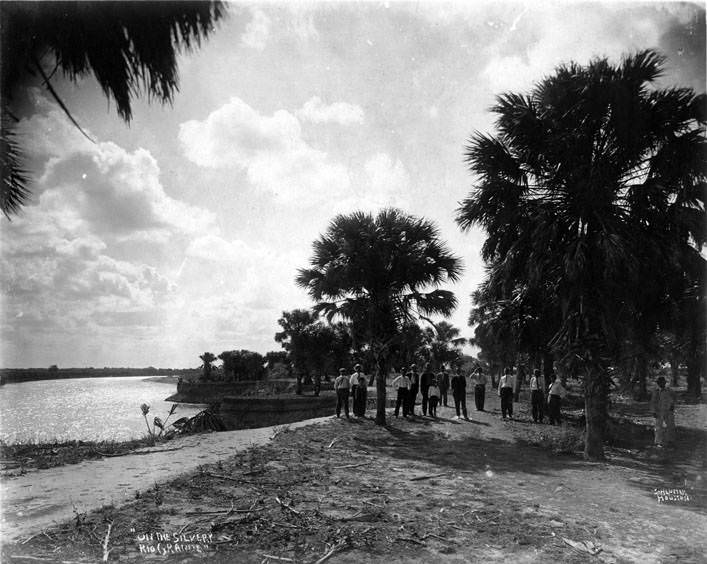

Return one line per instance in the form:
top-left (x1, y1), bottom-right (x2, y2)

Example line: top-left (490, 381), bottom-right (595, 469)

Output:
top-left (0, 366), bottom-right (198, 385)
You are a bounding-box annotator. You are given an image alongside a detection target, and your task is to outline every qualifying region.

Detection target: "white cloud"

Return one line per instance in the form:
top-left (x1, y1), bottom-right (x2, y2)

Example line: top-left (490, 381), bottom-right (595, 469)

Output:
top-left (242, 8), bottom-right (271, 50)
top-left (480, 5), bottom-right (663, 93)
top-left (297, 96), bottom-right (364, 125)
top-left (178, 97), bottom-right (351, 205)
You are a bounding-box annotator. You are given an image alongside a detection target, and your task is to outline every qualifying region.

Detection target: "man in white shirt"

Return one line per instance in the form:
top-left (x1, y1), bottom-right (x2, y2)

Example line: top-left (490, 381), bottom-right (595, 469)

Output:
top-left (334, 368), bottom-right (350, 419)
top-left (529, 369), bottom-right (545, 423)
top-left (498, 367), bottom-right (515, 420)
top-left (392, 369), bottom-right (411, 417)
top-left (547, 374), bottom-right (567, 425)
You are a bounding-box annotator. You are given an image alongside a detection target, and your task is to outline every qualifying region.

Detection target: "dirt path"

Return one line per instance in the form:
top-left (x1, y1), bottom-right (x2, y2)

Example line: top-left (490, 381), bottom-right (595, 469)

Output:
top-left (0, 417), bottom-right (331, 543)
top-left (3, 394), bottom-right (706, 563)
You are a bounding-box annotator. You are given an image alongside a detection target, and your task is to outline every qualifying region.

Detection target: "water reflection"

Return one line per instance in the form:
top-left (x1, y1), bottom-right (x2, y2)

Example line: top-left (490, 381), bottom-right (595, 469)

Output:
top-left (0, 376), bottom-right (203, 444)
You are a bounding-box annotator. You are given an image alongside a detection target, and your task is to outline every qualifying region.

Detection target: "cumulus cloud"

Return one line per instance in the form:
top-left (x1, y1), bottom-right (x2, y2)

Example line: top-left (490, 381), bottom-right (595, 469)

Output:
top-left (242, 8), bottom-right (271, 50)
top-left (297, 96), bottom-right (364, 125)
top-left (19, 109), bottom-right (216, 240)
top-left (0, 102), bottom-right (229, 366)
top-left (178, 97), bottom-right (351, 205)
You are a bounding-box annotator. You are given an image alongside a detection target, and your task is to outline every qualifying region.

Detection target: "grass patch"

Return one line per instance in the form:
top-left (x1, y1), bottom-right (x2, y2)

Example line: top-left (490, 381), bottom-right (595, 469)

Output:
top-left (523, 426), bottom-right (585, 455)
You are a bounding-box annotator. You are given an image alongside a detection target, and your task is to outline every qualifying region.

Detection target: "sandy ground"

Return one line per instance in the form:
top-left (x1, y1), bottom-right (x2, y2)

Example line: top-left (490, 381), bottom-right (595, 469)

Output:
top-left (0, 417), bottom-right (331, 543)
top-left (2, 391), bottom-right (706, 563)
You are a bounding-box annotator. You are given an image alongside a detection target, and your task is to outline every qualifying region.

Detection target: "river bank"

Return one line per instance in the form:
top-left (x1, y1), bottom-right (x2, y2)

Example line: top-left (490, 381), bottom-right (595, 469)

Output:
top-left (3, 394), bottom-right (705, 563)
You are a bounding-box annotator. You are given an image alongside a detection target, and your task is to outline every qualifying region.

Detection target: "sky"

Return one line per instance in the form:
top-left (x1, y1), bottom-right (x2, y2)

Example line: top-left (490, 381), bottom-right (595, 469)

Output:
top-left (1, 1), bottom-right (704, 369)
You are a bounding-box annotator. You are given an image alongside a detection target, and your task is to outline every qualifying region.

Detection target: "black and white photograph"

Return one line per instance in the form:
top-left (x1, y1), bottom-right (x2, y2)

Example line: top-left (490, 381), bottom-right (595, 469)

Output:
top-left (1, 1), bottom-right (705, 562)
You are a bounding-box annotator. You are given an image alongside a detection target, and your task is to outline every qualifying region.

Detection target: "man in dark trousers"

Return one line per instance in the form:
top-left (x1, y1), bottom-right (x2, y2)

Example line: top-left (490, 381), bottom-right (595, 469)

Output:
top-left (529, 368), bottom-right (544, 423)
top-left (406, 364), bottom-right (420, 416)
top-left (473, 366), bottom-right (487, 411)
top-left (334, 367), bottom-right (350, 419)
top-left (392, 368), bottom-right (411, 417)
top-left (450, 366), bottom-right (469, 420)
top-left (498, 367), bottom-right (515, 420)
top-left (420, 363), bottom-right (436, 416)
top-left (350, 363), bottom-right (366, 416)
top-left (438, 367), bottom-right (450, 407)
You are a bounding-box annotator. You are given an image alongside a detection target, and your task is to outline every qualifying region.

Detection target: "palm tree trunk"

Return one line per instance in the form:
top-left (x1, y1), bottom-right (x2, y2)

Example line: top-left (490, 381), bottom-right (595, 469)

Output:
top-left (584, 363), bottom-right (608, 460)
top-left (633, 353), bottom-right (649, 401)
top-left (670, 350), bottom-right (679, 387)
top-left (375, 356), bottom-right (388, 425)
top-left (686, 333), bottom-right (702, 398)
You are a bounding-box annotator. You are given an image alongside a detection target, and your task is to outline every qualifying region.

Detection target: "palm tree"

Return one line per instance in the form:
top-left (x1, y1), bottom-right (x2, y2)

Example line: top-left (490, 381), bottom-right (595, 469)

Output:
top-left (199, 352), bottom-right (217, 381)
top-left (456, 50), bottom-right (705, 459)
top-left (423, 321), bottom-right (467, 369)
top-left (1, 1), bottom-right (225, 217)
top-left (297, 208), bottom-right (463, 425)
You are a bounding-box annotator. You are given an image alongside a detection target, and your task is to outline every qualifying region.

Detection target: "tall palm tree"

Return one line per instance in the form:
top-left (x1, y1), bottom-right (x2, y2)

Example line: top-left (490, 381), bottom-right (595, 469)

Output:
top-left (297, 208), bottom-right (462, 425)
top-left (1, 1), bottom-right (225, 217)
top-left (456, 50), bottom-right (705, 459)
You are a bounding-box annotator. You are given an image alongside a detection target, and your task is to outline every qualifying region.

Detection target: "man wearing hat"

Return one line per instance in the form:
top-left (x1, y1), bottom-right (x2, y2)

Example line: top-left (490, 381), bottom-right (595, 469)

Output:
top-left (420, 362), bottom-right (436, 416)
top-left (406, 364), bottom-right (420, 416)
top-left (350, 363), bottom-right (367, 417)
top-left (334, 368), bottom-right (351, 419)
top-left (651, 376), bottom-right (676, 447)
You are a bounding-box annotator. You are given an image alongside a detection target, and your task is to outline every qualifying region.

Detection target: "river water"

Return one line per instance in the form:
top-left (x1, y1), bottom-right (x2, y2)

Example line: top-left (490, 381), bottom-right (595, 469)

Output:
top-left (0, 376), bottom-right (204, 444)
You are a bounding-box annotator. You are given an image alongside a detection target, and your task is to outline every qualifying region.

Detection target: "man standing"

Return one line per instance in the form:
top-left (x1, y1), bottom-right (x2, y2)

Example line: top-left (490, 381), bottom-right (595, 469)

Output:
top-left (392, 368), bottom-right (411, 417)
top-left (651, 376), bottom-right (676, 447)
top-left (547, 373), bottom-right (567, 425)
top-left (450, 366), bottom-right (469, 420)
top-left (356, 368), bottom-right (368, 417)
top-left (420, 363), bottom-right (436, 416)
top-left (529, 369), bottom-right (544, 423)
top-left (438, 367), bottom-right (450, 407)
top-left (334, 368), bottom-right (350, 419)
top-left (350, 364), bottom-right (365, 416)
top-left (406, 364), bottom-right (420, 416)
top-left (498, 367), bottom-right (515, 420)
top-left (473, 367), bottom-right (487, 411)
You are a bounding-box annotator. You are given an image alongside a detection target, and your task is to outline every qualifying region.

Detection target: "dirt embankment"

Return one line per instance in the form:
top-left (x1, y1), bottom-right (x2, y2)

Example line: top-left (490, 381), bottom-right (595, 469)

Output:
top-left (3, 394), bottom-right (706, 563)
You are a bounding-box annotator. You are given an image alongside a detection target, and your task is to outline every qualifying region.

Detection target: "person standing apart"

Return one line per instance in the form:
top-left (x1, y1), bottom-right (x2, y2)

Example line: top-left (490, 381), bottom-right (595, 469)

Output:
top-left (407, 364), bottom-right (420, 416)
top-left (651, 376), bottom-right (676, 447)
top-left (356, 369), bottom-right (368, 417)
top-left (334, 368), bottom-right (350, 419)
top-left (530, 369), bottom-right (545, 423)
top-left (547, 374), bottom-right (567, 425)
top-left (473, 367), bottom-right (487, 411)
top-left (350, 364), bottom-right (365, 416)
top-left (450, 367), bottom-right (469, 420)
top-left (392, 368), bottom-right (411, 418)
top-left (420, 363), bottom-right (436, 416)
top-left (498, 367), bottom-right (515, 420)
top-left (428, 380), bottom-right (441, 419)
top-left (438, 368), bottom-right (450, 407)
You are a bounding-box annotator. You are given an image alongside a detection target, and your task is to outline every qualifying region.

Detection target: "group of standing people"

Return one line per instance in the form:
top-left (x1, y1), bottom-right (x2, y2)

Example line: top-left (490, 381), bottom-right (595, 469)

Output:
top-left (390, 363), bottom-right (488, 421)
top-left (498, 366), bottom-right (568, 424)
top-left (333, 363), bottom-right (368, 418)
top-left (333, 361), bottom-right (569, 425)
